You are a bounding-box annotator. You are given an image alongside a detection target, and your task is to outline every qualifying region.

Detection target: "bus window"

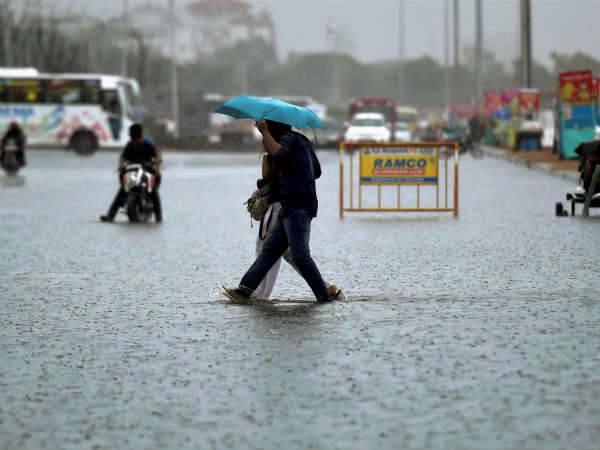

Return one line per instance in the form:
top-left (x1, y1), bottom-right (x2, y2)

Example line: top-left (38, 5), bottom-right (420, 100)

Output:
top-left (7, 87), bottom-right (40, 103)
top-left (45, 87), bottom-right (64, 104)
top-left (2, 79), bottom-right (43, 103)
top-left (82, 86), bottom-right (101, 104)
top-left (118, 84), bottom-right (136, 119)
top-left (61, 88), bottom-right (81, 104)
top-left (45, 79), bottom-right (84, 104)
top-left (7, 88), bottom-right (27, 103)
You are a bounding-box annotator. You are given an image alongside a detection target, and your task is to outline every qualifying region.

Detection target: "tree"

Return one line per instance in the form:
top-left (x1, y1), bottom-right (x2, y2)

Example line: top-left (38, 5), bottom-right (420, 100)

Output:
top-left (550, 51), bottom-right (600, 76)
top-left (463, 46), bottom-right (513, 94)
top-left (511, 58), bottom-right (555, 91)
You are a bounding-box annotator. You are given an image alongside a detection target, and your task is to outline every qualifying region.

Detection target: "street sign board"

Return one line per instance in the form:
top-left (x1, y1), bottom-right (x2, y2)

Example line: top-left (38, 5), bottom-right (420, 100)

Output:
top-left (359, 147), bottom-right (438, 185)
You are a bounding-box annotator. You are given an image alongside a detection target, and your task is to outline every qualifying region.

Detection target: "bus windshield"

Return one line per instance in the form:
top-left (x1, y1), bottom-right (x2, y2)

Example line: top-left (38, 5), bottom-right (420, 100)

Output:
top-left (397, 112), bottom-right (417, 123)
top-left (119, 80), bottom-right (140, 119)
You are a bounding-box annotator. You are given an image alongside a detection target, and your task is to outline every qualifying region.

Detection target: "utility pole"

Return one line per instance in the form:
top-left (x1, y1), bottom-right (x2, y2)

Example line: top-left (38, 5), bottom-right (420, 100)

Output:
top-left (520, 0), bottom-right (532, 87)
top-left (169, 0), bottom-right (179, 138)
top-left (453, 0), bottom-right (459, 68)
top-left (327, 19), bottom-right (341, 107)
top-left (2, 2), bottom-right (12, 66)
top-left (475, 0), bottom-right (483, 107)
top-left (397, 0), bottom-right (405, 105)
top-left (444, 0), bottom-right (451, 117)
top-left (121, 0), bottom-right (128, 76)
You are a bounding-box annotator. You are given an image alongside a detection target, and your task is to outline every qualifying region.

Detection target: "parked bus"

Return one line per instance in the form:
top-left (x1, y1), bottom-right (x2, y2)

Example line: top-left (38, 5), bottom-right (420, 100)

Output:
top-left (0, 67), bottom-right (140, 154)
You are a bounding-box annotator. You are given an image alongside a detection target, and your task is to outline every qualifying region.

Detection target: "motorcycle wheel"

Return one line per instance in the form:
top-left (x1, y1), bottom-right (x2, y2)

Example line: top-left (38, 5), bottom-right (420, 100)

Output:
top-left (127, 196), bottom-right (141, 222)
top-left (470, 144), bottom-right (484, 159)
top-left (127, 195), bottom-right (151, 222)
top-left (3, 153), bottom-right (19, 175)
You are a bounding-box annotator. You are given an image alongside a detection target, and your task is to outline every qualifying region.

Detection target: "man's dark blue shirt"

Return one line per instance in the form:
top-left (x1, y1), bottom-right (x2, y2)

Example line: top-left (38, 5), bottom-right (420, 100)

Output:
top-left (272, 130), bottom-right (322, 218)
top-left (121, 139), bottom-right (157, 164)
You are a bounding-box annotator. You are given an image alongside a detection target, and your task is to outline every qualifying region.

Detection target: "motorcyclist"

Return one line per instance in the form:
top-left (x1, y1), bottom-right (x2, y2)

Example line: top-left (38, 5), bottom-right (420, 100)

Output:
top-left (100, 123), bottom-right (163, 222)
top-left (1, 121), bottom-right (27, 167)
top-left (468, 114), bottom-right (484, 143)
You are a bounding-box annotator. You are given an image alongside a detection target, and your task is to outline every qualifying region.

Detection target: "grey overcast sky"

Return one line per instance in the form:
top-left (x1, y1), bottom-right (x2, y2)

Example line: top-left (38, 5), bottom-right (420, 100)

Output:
top-left (67, 0), bottom-right (600, 68)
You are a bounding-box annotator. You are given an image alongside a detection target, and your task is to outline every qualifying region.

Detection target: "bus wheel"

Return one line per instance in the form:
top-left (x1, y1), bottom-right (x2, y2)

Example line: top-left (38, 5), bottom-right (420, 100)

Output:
top-left (71, 131), bottom-right (98, 156)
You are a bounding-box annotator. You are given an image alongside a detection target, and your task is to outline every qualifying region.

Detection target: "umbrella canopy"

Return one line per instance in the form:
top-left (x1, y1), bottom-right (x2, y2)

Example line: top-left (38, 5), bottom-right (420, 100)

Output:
top-left (214, 96), bottom-right (326, 129)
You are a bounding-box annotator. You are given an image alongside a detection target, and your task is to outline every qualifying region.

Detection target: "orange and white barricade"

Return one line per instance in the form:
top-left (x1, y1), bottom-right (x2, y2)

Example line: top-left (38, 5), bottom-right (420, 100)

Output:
top-left (339, 141), bottom-right (459, 218)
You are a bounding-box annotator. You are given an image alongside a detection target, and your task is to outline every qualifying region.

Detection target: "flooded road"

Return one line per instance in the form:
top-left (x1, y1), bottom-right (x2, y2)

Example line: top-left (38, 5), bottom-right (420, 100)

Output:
top-left (1, 148), bottom-right (599, 449)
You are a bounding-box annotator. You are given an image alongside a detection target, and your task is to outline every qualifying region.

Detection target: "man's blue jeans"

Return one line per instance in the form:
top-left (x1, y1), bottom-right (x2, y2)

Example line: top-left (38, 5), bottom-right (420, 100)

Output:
top-left (240, 209), bottom-right (329, 302)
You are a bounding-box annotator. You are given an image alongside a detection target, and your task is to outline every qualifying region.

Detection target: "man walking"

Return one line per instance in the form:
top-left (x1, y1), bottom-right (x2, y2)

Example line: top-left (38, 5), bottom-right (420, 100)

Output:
top-left (222, 118), bottom-right (337, 304)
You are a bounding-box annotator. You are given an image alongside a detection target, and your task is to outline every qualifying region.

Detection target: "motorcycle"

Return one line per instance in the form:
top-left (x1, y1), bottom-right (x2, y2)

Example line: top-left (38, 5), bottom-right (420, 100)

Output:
top-left (121, 162), bottom-right (157, 222)
top-left (457, 130), bottom-right (483, 159)
top-left (1, 138), bottom-right (22, 175)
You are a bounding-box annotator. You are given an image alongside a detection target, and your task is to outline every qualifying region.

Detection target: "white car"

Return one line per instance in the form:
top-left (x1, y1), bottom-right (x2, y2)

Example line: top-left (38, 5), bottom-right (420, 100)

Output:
top-left (394, 121), bottom-right (412, 142)
top-left (344, 113), bottom-right (391, 143)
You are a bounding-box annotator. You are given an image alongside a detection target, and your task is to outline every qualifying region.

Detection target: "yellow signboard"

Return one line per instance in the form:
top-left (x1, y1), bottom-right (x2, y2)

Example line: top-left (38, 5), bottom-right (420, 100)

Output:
top-left (359, 148), bottom-right (438, 184)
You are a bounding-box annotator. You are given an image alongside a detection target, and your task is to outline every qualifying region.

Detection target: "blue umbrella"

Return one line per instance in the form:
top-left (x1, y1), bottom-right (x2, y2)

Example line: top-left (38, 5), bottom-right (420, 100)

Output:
top-left (214, 96), bottom-right (326, 129)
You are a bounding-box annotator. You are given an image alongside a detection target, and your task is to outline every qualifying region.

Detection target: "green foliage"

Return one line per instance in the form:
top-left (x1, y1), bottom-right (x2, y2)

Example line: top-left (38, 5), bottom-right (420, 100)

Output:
top-left (512, 58), bottom-right (556, 92)
top-left (550, 51), bottom-right (600, 76)
top-left (179, 44), bottom-right (600, 112)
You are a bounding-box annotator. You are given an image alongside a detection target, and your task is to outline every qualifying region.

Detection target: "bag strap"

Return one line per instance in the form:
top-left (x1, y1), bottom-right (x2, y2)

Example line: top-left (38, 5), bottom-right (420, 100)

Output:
top-left (259, 204), bottom-right (273, 239)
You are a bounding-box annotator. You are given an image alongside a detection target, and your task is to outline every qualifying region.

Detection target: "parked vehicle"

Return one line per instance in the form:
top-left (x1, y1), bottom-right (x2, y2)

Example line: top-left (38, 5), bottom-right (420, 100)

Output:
top-left (344, 112), bottom-right (391, 143)
top-left (1, 138), bottom-right (21, 174)
top-left (122, 162), bottom-right (158, 222)
top-left (419, 124), bottom-right (440, 142)
top-left (396, 106), bottom-right (419, 134)
top-left (394, 121), bottom-right (412, 142)
top-left (318, 118), bottom-right (343, 148)
top-left (348, 97), bottom-right (396, 140)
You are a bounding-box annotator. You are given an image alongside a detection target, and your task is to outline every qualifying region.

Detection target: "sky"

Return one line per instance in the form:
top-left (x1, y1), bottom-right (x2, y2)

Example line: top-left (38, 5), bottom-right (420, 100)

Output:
top-left (50, 0), bottom-right (600, 69)
top-left (246, 0), bottom-right (600, 68)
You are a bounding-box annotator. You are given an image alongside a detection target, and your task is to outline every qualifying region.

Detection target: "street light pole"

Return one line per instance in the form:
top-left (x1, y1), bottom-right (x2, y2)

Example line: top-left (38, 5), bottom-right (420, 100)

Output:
top-left (397, 0), bottom-right (405, 105)
top-left (520, 0), bottom-right (532, 87)
top-left (453, 0), bottom-right (459, 68)
top-left (169, 0), bottom-right (179, 138)
top-left (475, 0), bottom-right (483, 107)
top-left (444, 0), bottom-right (451, 118)
top-left (121, 0), bottom-right (128, 76)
